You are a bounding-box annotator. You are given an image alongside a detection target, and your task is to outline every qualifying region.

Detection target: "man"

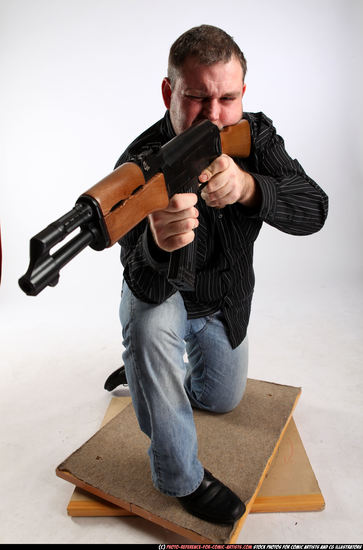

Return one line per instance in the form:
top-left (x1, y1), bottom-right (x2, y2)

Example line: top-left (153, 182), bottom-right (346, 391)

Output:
top-left (113, 25), bottom-right (328, 524)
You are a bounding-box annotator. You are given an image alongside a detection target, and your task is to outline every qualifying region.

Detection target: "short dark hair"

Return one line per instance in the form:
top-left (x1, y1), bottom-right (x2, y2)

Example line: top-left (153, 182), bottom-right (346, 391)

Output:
top-left (168, 24), bottom-right (247, 86)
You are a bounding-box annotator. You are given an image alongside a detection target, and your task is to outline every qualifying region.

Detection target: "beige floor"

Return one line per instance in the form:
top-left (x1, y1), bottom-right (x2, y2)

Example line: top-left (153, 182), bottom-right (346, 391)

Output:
top-left (1, 276), bottom-right (362, 544)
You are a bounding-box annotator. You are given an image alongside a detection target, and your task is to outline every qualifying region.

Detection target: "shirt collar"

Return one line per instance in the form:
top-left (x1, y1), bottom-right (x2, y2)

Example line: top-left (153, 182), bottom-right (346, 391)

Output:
top-left (160, 110), bottom-right (176, 142)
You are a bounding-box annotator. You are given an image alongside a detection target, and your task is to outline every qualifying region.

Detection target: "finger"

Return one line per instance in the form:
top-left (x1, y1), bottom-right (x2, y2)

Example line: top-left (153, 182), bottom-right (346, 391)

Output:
top-left (162, 206), bottom-right (199, 224)
top-left (167, 193), bottom-right (198, 212)
top-left (201, 186), bottom-right (226, 205)
top-left (159, 217), bottom-right (199, 252)
top-left (164, 228), bottom-right (196, 251)
top-left (203, 186), bottom-right (238, 208)
top-left (150, 206), bottom-right (198, 238)
top-left (199, 155), bottom-right (230, 185)
top-left (169, 216), bottom-right (199, 236)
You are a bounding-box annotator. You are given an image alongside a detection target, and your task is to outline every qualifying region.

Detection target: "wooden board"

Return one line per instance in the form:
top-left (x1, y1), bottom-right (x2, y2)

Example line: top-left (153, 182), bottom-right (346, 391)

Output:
top-left (67, 396), bottom-right (133, 518)
top-left (253, 416), bottom-right (325, 513)
top-left (66, 397), bottom-right (324, 516)
top-left (56, 379), bottom-right (302, 543)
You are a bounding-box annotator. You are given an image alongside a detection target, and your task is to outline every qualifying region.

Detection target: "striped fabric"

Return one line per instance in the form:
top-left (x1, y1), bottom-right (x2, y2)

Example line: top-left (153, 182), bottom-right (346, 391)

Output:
top-left (115, 111), bottom-right (328, 349)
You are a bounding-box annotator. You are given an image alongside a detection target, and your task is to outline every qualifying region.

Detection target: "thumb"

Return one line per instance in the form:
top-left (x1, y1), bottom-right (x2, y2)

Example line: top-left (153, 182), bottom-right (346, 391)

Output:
top-left (199, 167), bottom-right (213, 190)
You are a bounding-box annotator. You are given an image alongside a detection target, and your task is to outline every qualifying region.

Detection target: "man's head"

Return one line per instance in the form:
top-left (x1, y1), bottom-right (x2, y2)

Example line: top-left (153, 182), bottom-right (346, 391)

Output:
top-left (162, 25), bottom-right (247, 135)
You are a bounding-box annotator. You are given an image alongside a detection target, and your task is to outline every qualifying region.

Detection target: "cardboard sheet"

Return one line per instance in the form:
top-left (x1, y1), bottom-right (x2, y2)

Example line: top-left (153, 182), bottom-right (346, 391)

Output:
top-left (67, 407), bottom-right (325, 516)
top-left (56, 379), bottom-right (301, 543)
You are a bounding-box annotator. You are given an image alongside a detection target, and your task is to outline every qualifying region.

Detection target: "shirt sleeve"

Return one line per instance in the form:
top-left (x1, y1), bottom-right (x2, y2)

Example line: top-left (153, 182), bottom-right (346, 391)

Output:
top-left (245, 112), bottom-right (328, 236)
top-left (119, 220), bottom-right (176, 304)
top-left (116, 119), bottom-right (178, 304)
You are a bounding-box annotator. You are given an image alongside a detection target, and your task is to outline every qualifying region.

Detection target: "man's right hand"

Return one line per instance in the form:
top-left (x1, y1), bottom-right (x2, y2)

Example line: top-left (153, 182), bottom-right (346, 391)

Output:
top-left (148, 193), bottom-right (199, 252)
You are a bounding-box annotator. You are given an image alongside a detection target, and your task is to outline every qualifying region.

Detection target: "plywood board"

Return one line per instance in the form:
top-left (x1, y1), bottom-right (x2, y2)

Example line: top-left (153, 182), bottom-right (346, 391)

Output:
top-left (253, 416), bottom-right (325, 513)
top-left (67, 398), bottom-right (324, 516)
top-left (56, 379), bottom-right (301, 543)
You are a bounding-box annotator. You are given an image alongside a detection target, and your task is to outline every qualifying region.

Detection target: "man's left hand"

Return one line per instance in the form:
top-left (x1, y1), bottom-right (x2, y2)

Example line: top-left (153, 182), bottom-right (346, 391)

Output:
top-left (199, 154), bottom-right (261, 210)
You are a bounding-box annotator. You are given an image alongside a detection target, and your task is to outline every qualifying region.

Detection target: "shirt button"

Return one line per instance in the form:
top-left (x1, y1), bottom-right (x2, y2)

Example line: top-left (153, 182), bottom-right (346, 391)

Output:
top-left (218, 212), bottom-right (223, 219)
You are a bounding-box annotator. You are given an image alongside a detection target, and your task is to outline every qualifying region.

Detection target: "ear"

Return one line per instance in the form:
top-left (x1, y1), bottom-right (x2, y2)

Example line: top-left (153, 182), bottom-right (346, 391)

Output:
top-left (242, 83), bottom-right (247, 98)
top-left (162, 77), bottom-right (172, 109)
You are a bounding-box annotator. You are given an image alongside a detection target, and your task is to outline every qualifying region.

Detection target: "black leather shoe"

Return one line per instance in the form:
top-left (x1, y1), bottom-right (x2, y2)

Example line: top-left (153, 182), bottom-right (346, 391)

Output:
top-left (104, 366), bottom-right (127, 391)
top-left (177, 469), bottom-right (245, 524)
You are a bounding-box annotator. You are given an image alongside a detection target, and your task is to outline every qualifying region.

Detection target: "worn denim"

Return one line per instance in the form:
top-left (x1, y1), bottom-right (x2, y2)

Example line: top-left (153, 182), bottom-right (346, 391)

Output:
top-left (119, 281), bottom-right (248, 497)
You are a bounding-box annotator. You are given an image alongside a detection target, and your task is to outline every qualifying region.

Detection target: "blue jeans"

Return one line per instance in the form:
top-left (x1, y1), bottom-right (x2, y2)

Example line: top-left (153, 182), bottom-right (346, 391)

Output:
top-left (119, 282), bottom-right (248, 497)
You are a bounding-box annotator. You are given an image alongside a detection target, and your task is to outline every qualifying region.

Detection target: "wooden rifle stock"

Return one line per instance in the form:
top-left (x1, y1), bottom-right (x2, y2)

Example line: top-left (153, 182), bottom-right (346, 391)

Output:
top-left (220, 120), bottom-right (251, 157)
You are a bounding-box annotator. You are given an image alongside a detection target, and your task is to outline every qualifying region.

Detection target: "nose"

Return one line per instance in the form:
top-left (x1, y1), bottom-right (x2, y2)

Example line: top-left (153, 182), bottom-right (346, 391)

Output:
top-left (203, 99), bottom-right (221, 125)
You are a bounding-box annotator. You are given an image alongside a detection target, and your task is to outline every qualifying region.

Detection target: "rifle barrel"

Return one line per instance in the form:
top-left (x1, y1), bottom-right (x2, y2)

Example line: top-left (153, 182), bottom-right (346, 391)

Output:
top-left (19, 229), bottom-right (94, 296)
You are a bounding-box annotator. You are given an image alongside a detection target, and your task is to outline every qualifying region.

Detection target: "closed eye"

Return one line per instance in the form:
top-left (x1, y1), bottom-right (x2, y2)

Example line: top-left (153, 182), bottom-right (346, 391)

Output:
top-left (187, 96), bottom-right (236, 102)
top-left (186, 95), bottom-right (205, 101)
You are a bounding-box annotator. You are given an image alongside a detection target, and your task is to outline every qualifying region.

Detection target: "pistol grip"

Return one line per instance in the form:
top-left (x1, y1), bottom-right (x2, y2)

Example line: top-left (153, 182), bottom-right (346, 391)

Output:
top-left (167, 180), bottom-right (198, 291)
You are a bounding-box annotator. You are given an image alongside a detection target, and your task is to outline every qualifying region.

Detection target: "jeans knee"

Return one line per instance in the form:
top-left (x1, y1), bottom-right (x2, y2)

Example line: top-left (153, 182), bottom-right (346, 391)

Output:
top-left (120, 285), bottom-right (187, 348)
top-left (189, 375), bottom-right (247, 414)
top-left (203, 393), bottom-right (243, 414)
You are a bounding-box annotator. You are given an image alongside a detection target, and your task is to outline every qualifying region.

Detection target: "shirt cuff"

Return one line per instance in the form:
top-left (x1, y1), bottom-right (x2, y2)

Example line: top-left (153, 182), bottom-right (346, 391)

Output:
top-left (245, 172), bottom-right (277, 222)
top-left (142, 225), bottom-right (170, 272)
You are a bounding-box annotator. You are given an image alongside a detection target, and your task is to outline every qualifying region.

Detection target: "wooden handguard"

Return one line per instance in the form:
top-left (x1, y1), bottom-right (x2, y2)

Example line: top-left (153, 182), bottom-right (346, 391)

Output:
top-left (84, 163), bottom-right (169, 246)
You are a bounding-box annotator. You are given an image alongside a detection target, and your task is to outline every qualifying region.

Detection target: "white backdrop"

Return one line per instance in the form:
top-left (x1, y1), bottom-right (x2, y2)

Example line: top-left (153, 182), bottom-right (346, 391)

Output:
top-left (1, 0), bottom-right (362, 313)
top-left (1, 1), bottom-right (363, 544)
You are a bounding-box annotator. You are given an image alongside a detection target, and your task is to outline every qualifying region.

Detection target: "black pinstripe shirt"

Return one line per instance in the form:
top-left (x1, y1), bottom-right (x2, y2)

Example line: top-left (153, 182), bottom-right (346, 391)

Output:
top-left (116, 111), bottom-right (328, 348)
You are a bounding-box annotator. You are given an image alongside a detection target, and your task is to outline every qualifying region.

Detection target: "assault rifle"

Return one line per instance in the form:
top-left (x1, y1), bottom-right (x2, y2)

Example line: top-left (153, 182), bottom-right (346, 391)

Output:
top-left (19, 119), bottom-right (250, 296)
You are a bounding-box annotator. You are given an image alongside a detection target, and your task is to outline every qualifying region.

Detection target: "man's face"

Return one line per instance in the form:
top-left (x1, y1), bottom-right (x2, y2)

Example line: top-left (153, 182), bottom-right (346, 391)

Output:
top-left (162, 55), bottom-right (246, 135)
